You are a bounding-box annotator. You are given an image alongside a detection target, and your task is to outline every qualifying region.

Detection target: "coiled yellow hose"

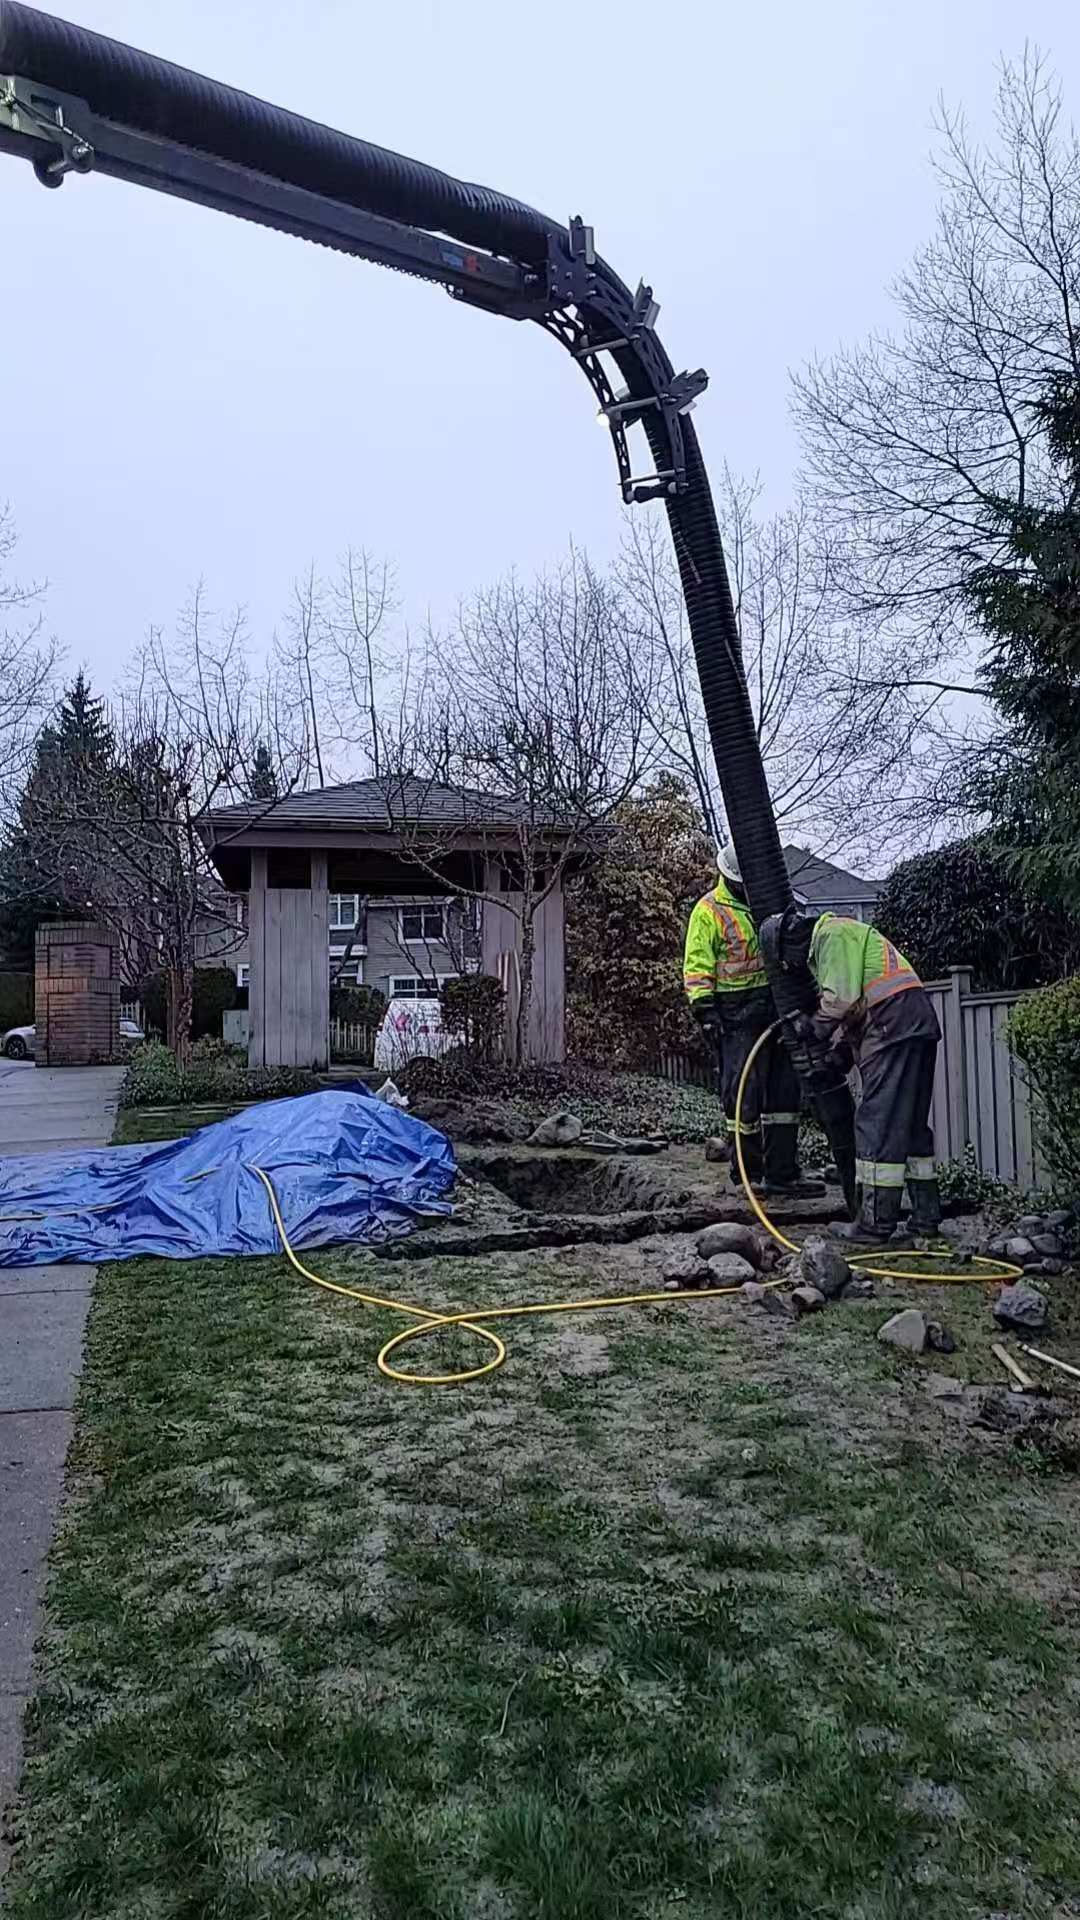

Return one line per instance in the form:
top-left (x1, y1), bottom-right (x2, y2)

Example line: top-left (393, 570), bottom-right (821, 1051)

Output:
top-left (254, 1026), bottom-right (1021, 1385)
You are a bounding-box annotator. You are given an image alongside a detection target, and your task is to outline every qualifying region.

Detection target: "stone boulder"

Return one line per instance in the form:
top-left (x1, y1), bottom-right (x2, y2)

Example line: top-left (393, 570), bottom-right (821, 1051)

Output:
top-left (697, 1221), bottom-right (760, 1265)
top-left (1030, 1232), bottom-right (1065, 1259)
top-left (878, 1308), bottom-right (929, 1353)
top-left (707, 1251), bottom-right (757, 1285)
top-left (741, 1280), bottom-right (789, 1317)
top-left (662, 1248), bottom-right (714, 1293)
top-left (528, 1112), bottom-right (583, 1147)
top-left (800, 1236), bottom-right (852, 1300)
top-left (1004, 1237), bottom-right (1037, 1266)
top-left (992, 1283), bottom-right (1049, 1332)
top-left (790, 1285), bottom-right (826, 1316)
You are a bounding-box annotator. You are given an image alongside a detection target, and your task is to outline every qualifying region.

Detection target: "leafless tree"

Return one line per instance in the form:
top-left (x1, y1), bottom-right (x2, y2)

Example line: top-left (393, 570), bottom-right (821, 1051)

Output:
top-left (0, 506), bottom-right (57, 816)
top-left (274, 564), bottom-right (329, 789)
top-left (792, 49), bottom-right (1080, 654)
top-left (381, 551), bottom-right (658, 1058)
top-left (324, 548), bottom-right (396, 778)
top-left (272, 548), bottom-right (398, 787)
top-left (27, 588), bottom-right (307, 1059)
top-left (619, 481), bottom-right (946, 871)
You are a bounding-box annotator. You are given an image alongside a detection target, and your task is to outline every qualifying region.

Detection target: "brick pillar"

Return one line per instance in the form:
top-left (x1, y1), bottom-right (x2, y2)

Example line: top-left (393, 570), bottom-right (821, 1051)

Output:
top-left (34, 922), bottom-right (120, 1066)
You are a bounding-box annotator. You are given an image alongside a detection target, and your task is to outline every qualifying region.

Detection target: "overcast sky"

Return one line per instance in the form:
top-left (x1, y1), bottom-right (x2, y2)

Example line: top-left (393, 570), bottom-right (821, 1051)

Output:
top-left (4, 0), bottom-right (1079, 690)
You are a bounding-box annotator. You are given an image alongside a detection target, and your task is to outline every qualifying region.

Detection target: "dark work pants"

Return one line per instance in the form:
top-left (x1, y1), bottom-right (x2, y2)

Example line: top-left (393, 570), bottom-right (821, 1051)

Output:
top-left (854, 989), bottom-right (941, 1191)
top-left (716, 987), bottom-right (800, 1185)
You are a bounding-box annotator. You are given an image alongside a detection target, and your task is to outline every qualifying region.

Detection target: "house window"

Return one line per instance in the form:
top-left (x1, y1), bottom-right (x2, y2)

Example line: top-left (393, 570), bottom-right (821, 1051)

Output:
top-left (399, 904), bottom-right (445, 944)
top-left (329, 893), bottom-right (360, 931)
top-left (331, 954), bottom-right (363, 983)
top-left (390, 975), bottom-right (424, 999)
top-left (236, 963), bottom-right (249, 988)
top-left (390, 972), bottom-right (458, 1000)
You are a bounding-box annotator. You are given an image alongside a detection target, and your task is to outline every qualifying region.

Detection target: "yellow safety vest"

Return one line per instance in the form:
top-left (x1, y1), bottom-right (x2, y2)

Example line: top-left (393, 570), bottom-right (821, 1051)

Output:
top-left (683, 880), bottom-right (768, 999)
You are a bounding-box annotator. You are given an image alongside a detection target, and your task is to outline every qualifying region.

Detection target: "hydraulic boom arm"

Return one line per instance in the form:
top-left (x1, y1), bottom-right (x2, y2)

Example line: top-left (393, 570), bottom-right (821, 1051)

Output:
top-left (0, 1), bottom-right (857, 1206)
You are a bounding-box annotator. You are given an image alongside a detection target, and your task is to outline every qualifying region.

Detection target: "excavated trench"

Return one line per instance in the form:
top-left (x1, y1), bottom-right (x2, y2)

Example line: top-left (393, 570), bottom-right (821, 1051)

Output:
top-left (378, 1149), bottom-right (761, 1262)
top-left (474, 1152), bottom-right (693, 1217)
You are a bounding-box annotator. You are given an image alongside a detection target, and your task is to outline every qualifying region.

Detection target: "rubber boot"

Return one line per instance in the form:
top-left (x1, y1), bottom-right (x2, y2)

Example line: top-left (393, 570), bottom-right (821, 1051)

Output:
top-left (828, 1183), bottom-right (908, 1247)
top-left (906, 1177), bottom-right (943, 1236)
top-left (760, 1121), bottom-right (826, 1199)
top-left (728, 1124), bottom-right (764, 1193)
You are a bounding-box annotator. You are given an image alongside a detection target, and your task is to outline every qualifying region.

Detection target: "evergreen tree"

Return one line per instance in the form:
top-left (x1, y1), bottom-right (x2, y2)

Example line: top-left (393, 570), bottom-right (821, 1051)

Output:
top-left (968, 377), bottom-right (1080, 910)
top-left (877, 838), bottom-right (1080, 992)
top-left (0, 673), bottom-right (114, 963)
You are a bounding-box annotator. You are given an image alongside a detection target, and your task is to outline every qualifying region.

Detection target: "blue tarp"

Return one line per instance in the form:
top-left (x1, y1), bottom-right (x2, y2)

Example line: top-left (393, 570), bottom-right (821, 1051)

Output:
top-left (0, 1089), bottom-right (456, 1268)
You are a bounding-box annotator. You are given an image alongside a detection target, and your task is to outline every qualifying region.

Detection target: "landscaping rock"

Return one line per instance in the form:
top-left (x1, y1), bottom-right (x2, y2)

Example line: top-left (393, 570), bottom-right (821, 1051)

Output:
top-left (1015, 1214), bottom-right (1046, 1237)
top-left (1004, 1237), bottom-right (1037, 1266)
top-left (697, 1221), bottom-right (760, 1265)
top-left (844, 1277), bottom-right (877, 1299)
top-left (993, 1283), bottom-right (1049, 1331)
top-left (878, 1308), bottom-right (929, 1353)
top-left (1030, 1232), bottom-right (1065, 1258)
top-left (1045, 1209), bottom-right (1074, 1233)
top-left (704, 1135), bottom-right (729, 1164)
top-left (926, 1321), bottom-right (957, 1355)
top-left (741, 1280), bottom-right (789, 1316)
top-left (707, 1251), bottom-right (757, 1286)
top-left (800, 1236), bottom-right (853, 1300)
top-left (1027, 1257), bottom-right (1065, 1277)
top-left (528, 1112), bottom-right (583, 1147)
top-left (939, 1215), bottom-right (989, 1245)
top-left (790, 1284), bottom-right (827, 1316)
top-left (662, 1248), bottom-right (714, 1293)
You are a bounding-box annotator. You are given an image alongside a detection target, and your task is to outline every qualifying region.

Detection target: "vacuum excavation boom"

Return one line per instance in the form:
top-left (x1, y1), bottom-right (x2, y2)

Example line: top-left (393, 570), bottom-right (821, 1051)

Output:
top-left (0, 1), bottom-right (857, 1205)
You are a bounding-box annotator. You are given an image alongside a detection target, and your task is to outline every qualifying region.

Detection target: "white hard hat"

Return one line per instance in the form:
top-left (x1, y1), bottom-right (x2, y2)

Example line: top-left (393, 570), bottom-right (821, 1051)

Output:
top-left (716, 840), bottom-right (742, 885)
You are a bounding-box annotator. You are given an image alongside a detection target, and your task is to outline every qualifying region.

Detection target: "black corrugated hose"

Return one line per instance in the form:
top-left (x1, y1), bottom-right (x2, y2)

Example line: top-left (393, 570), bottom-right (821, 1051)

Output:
top-left (0, 0), bottom-right (557, 261)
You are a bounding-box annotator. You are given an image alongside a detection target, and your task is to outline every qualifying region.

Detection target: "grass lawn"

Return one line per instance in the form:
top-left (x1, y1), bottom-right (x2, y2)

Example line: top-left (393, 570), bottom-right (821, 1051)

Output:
top-left (112, 1105), bottom-right (245, 1146)
top-left (5, 1143), bottom-right (1080, 1916)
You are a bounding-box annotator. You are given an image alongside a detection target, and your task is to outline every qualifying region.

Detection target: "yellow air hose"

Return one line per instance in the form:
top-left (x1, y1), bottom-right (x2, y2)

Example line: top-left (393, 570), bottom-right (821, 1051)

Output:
top-left (254, 1025), bottom-right (1022, 1386)
top-left (730, 1022), bottom-right (1023, 1290)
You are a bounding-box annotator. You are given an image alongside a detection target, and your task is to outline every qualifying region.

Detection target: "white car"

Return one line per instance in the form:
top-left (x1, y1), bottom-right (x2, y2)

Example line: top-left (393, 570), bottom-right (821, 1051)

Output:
top-left (2, 1017), bottom-right (144, 1061)
top-left (372, 996), bottom-right (449, 1072)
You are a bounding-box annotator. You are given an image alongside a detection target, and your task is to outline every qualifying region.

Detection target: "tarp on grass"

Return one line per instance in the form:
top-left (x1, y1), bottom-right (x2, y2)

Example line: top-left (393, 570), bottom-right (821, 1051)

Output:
top-left (0, 1089), bottom-right (456, 1268)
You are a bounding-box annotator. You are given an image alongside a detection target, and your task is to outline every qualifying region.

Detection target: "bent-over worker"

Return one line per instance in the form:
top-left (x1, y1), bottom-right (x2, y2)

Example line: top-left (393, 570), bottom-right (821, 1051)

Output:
top-left (761, 909), bottom-right (942, 1245)
top-left (683, 844), bottom-right (821, 1197)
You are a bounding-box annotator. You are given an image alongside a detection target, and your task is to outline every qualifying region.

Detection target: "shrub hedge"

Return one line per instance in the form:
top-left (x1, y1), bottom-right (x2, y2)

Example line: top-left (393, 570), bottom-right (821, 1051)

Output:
top-left (1007, 974), bottom-right (1080, 1192)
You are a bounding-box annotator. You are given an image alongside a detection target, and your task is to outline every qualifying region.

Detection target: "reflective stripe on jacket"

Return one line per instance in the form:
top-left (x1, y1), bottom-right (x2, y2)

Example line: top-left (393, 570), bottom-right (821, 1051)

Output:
top-left (809, 914), bottom-right (921, 1022)
top-left (683, 880), bottom-right (767, 999)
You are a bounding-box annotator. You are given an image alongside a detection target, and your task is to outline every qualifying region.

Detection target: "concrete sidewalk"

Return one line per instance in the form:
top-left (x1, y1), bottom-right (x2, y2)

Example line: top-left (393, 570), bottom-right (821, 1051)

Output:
top-left (0, 1060), bottom-right (121, 1892)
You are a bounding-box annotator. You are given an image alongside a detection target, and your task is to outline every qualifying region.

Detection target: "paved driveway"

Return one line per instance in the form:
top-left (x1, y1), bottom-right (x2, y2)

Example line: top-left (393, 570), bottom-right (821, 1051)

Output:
top-left (0, 1061), bottom-right (122, 1893)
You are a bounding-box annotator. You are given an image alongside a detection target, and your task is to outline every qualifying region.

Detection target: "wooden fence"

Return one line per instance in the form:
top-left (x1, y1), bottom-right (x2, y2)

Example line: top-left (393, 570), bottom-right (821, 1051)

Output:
top-left (329, 1018), bottom-right (378, 1063)
top-left (649, 968), bottom-right (1043, 1187)
top-left (922, 971), bottom-right (1042, 1188)
top-left (650, 1047), bottom-right (718, 1093)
